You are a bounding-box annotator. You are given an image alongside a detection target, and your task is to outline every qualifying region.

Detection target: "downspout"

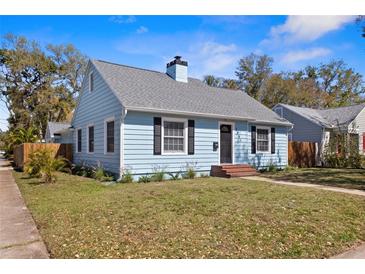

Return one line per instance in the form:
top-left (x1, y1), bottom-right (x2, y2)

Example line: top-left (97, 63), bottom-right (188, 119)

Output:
top-left (119, 108), bottom-right (128, 180)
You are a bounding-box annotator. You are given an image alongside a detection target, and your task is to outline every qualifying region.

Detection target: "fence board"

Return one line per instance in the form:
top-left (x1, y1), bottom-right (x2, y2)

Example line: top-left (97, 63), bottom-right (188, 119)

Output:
top-left (288, 141), bottom-right (316, 168)
top-left (13, 143), bottom-right (73, 168)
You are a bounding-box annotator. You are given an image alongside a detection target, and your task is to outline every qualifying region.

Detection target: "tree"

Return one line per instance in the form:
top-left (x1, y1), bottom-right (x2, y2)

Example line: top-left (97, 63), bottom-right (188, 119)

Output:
top-left (222, 79), bottom-right (239, 90)
top-left (315, 60), bottom-right (364, 107)
top-left (203, 75), bottom-right (239, 90)
top-left (235, 53), bottom-right (273, 99)
top-left (203, 75), bottom-right (221, 87)
top-left (259, 74), bottom-right (296, 108)
top-left (0, 33), bottom-right (87, 137)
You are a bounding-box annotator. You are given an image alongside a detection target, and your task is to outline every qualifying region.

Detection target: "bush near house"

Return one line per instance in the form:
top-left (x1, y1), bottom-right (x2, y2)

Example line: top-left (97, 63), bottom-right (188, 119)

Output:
top-left (323, 129), bottom-right (365, 169)
top-left (24, 148), bottom-right (68, 184)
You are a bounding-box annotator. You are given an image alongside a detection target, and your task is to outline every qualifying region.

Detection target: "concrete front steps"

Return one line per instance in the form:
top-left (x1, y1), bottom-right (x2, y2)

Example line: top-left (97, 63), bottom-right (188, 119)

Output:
top-left (210, 164), bottom-right (258, 178)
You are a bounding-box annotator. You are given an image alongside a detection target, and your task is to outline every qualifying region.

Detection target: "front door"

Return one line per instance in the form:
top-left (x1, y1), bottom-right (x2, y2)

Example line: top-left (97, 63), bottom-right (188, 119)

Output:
top-left (220, 124), bottom-right (232, 163)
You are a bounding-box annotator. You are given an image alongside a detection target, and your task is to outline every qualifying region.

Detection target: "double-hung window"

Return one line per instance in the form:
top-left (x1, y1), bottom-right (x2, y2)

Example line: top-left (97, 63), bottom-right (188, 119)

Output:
top-left (256, 128), bottom-right (270, 152)
top-left (105, 119), bottom-right (114, 153)
top-left (88, 125), bottom-right (94, 153)
top-left (162, 119), bottom-right (186, 154)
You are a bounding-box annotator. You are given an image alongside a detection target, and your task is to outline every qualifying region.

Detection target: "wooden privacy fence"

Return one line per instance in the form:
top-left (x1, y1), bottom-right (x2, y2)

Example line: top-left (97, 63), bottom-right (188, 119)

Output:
top-left (288, 141), bottom-right (317, 168)
top-left (14, 143), bottom-right (73, 168)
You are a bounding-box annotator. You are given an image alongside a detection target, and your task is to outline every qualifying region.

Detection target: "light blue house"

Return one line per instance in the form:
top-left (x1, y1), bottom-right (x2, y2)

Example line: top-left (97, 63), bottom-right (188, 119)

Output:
top-left (59, 56), bottom-right (291, 179)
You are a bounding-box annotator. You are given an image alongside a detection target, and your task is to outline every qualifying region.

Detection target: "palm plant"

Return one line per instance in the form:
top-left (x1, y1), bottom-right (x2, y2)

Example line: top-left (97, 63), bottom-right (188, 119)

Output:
top-left (24, 148), bottom-right (67, 183)
top-left (10, 127), bottom-right (39, 145)
top-left (3, 127), bottom-right (39, 157)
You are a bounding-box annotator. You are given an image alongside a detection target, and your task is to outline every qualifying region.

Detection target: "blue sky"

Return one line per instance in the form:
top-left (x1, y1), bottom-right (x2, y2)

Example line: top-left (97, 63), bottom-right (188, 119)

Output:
top-left (0, 15), bottom-right (363, 130)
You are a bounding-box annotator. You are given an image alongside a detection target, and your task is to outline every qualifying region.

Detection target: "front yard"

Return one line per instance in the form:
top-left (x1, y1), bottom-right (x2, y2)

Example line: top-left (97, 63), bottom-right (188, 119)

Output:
top-left (262, 168), bottom-right (365, 191)
top-left (14, 171), bottom-right (365, 259)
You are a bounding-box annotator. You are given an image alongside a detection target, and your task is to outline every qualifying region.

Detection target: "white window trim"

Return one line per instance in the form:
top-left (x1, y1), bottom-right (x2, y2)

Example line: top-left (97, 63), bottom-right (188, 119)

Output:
top-left (256, 126), bottom-right (271, 153)
top-left (87, 124), bottom-right (94, 154)
top-left (88, 71), bottom-right (94, 93)
top-left (75, 128), bottom-right (82, 153)
top-left (218, 121), bottom-right (235, 164)
top-left (104, 116), bottom-right (115, 154)
top-left (161, 117), bottom-right (188, 155)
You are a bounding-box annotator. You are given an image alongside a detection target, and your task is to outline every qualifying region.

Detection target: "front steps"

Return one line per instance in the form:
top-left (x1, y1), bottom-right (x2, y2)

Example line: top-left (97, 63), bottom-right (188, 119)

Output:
top-left (210, 164), bottom-right (258, 178)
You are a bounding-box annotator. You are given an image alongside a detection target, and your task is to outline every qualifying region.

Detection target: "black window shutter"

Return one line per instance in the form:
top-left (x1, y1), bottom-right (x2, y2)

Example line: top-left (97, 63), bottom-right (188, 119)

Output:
top-left (188, 120), bottom-right (195, 155)
top-left (251, 126), bottom-right (256, 154)
top-left (271, 127), bottom-right (276, 154)
top-left (153, 117), bottom-right (161, 155)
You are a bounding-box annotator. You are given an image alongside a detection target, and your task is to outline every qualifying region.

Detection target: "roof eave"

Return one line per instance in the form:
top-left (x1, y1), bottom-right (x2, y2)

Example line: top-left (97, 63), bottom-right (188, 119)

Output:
top-left (125, 106), bottom-right (292, 127)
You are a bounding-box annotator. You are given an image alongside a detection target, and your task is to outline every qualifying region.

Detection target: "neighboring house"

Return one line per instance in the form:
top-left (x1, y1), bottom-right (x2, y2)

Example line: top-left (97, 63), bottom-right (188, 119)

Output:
top-left (69, 56), bottom-right (291, 179)
top-left (45, 122), bottom-right (72, 143)
top-left (273, 103), bottom-right (365, 160)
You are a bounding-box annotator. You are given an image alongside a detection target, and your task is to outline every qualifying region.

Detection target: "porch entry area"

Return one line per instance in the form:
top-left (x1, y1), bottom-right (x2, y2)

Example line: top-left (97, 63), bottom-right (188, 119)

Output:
top-left (212, 123), bottom-right (257, 178)
top-left (220, 123), bottom-right (232, 164)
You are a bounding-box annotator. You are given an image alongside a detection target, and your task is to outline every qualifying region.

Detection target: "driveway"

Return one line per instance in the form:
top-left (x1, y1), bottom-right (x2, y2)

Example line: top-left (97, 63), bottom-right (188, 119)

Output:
top-left (0, 157), bottom-right (49, 258)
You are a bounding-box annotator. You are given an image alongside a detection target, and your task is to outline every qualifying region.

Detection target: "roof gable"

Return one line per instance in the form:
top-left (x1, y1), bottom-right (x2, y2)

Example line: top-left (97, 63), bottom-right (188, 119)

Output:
top-left (278, 103), bottom-right (365, 129)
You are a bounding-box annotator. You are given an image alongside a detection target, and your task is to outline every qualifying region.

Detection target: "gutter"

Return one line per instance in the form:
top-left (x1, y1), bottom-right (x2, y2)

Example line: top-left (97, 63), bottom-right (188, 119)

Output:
top-left (125, 106), bottom-right (293, 127)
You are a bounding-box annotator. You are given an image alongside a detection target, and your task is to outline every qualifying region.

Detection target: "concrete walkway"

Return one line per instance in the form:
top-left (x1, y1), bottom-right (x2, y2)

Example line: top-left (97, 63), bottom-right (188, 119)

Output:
top-left (243, 176), bottom-right (365, 197)
top-left (332, 243), bottom-right (365, 259)
top-left (0, 157), bottom-right (49, 259)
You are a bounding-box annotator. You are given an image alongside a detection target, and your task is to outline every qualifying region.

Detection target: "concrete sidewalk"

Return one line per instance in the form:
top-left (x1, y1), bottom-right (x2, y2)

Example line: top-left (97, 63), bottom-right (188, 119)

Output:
top-left (0, 157), bottom-right (49, 259)
top-left (332, 243), bottom-right (365, 259)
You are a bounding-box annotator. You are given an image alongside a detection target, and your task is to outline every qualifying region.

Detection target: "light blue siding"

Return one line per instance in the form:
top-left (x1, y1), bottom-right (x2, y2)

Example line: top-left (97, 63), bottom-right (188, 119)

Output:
top-left (72, 63), bottom-right (122, 175)
top-left (123, 111), bottom-right (288, 178)
top-left (274, 106), bottom-right (323, 143)
top-left (123, 111), bottom-right (218, 177)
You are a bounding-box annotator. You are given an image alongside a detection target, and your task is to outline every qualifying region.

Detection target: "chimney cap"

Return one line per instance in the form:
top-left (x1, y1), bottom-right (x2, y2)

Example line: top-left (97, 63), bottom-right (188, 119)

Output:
top-left (167, 56), bottom-right (188, 68)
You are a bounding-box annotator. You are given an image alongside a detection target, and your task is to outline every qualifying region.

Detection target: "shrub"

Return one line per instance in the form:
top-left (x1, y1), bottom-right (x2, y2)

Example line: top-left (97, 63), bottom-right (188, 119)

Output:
top-left (284, 165), bottom-right (297, 172)
top-left (151, 166), bottom-right (166, 182)
top-left (168, 171), bottom-right (181, 180)
top-left (267, 162), bottom-right (277, 173)
top-left (138, 175), bottom-right (151, 183)
top-left (152, 171), bottom-right (165, 182)
top-left (24, 149), bottom-right (67, 184)
top-left (119, 169), bottom-right (134, 183)
top-left (71, 164), bottom-right (94, 178)
top-left (94, 166), bottom-right (114, 182)
top-left (183, 162), bottom-right (197, 179)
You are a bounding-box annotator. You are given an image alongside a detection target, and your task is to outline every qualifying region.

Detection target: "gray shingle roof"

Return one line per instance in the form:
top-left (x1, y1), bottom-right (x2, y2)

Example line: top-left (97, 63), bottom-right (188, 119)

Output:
top-left (92, 60), bottom-right (291, 126)
top-left (278, 103), bottom-right (365, 129)
top-left (47, 122), bottom-right (70, 135)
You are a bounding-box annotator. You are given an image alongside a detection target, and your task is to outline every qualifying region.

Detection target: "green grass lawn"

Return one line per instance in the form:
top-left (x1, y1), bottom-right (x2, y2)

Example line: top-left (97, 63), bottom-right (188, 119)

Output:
top-left (14, 171), bottom-right (365, 259)
top-left (262, 168), bottom-right (365, 191)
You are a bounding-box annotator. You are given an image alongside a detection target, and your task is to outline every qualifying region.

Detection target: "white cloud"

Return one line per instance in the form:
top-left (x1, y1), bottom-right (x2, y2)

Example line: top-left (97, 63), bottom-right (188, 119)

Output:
top-left (281, 47), bottom-right (331, 64)
top-left (136, 26), bottom-right (148, 34)
top-left (264, 15), bottom-right (355, 45)
top-left (109, 15), bottom-right (136, 24)
top-left (115, 32), bottom-right (240, 78)
top-left (185, 41), bottom-right (239, 77)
